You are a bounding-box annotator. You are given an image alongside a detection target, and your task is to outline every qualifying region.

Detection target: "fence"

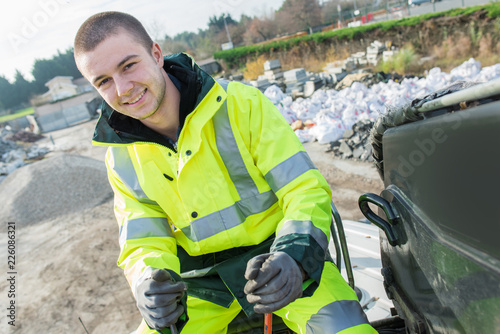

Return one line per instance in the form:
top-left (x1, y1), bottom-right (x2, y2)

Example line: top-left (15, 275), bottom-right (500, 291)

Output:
top-left (325, 0), bottom-right (480, 29)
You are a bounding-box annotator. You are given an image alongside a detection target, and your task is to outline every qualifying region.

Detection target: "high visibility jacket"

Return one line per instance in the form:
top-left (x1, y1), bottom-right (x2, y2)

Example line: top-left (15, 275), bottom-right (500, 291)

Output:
top-left (93, 53), bottom-right (333, 310)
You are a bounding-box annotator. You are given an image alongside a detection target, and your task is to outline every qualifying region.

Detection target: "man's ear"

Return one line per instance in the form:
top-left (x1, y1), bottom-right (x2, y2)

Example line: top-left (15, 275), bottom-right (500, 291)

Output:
top-left (151, 42), bottom-right (164, 67)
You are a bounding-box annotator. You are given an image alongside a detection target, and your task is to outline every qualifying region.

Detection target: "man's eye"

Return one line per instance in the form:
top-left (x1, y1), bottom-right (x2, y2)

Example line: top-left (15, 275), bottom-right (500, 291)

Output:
top-left (98, 78), bottom-right (110, 87)
top-left (124, 62), bottom-right (136, 70)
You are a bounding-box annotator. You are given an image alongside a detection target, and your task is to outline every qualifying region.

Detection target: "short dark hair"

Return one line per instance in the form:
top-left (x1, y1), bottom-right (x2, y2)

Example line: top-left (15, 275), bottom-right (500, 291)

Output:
top-left (74, 11), bottom-right (153, 56)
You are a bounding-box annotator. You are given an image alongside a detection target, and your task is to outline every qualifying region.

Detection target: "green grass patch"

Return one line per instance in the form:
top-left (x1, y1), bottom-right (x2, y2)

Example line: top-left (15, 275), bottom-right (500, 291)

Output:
top-left (0, 107), bottom-right (34, 123)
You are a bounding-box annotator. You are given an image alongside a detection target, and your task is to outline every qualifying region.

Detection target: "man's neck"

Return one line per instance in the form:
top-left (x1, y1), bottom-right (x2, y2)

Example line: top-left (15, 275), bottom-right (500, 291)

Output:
top-left (144, 120), bottom-right (178, 141)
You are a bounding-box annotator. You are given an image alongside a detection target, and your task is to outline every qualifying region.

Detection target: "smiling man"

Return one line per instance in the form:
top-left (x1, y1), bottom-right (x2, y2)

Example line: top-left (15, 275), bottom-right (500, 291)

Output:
top-left (74, 11), bottom-right (376, 334)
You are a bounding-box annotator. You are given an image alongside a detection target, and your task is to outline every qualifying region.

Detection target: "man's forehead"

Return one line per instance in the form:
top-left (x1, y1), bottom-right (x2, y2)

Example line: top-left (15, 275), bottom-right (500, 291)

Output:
top-left (77, 28), bottom-right (139, 58)
top-left (77, 33), bottom-right (143, 77)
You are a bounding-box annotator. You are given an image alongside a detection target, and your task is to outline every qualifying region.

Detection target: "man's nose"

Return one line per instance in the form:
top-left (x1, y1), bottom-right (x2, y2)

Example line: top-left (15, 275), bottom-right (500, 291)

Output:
top-left (115, 76), bottom-right (133, 97)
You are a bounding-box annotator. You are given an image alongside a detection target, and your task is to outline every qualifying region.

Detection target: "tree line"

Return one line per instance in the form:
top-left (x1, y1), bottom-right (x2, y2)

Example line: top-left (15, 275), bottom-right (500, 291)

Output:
top-left (157, 0), bottom-right (355, 60)
top-left (0, 0), bottom-right (363, 113)
top-left (0, 49), bottom-right (81, 113)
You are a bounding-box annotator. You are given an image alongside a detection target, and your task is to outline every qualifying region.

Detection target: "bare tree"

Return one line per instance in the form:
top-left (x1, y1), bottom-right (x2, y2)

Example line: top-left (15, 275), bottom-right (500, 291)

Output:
top-left (276, 0), bottom-right (322, 34)
top-left (244, 17), bottom-right (279, 43)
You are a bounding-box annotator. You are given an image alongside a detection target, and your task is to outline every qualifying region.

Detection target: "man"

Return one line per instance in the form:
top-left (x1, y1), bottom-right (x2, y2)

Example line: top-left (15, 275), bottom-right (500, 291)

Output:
top-left (74, 11), bottom-right (376, 334)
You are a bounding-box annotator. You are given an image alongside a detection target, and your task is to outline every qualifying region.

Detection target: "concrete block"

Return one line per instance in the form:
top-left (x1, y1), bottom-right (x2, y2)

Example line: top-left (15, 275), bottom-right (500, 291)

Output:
top-left (352, 51), bottom-right (366, 59)
top-left (366, 53), bottom-right (380, 66)
top-left (264, 59), bottom-right (281, 71)
top-left (339, 141), bottom-right (353, 157)
top-left (343, 129), bottom-right (354, 139)
top-left (284, 68), bottom-right (307, 83)
top-left (353, 147), bottom-right (364, 159)
top-left (324, 62), bottom-right (345, 74)
top-left (383, 50), bottom-right (399, 62)
top-left (63, 105), bottom-right (91, 125)
top-left (250, 78), bottom-right (272, 92)
top-left (360, 146), bottom-right (373, 161)
top-left (344, 60), bottom-right (356, 72)
top-left (357, 58), bottom-right (368, 66)
top-left (367, 40), bottom-right (385, 55)
top-left (264, 70), bottom-right (283, 80)
top-left (326, 60), bottom-right (344, 68)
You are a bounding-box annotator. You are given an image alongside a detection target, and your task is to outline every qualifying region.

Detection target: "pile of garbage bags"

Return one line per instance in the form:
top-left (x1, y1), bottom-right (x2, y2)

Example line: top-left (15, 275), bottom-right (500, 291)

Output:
top-left (264, 58), bottom-right (500, 160)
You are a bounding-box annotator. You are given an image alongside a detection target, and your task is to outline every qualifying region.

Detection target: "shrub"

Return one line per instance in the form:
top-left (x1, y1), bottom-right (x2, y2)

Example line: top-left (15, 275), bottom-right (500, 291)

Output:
top-left (378, 45), bottom-right (421, 75)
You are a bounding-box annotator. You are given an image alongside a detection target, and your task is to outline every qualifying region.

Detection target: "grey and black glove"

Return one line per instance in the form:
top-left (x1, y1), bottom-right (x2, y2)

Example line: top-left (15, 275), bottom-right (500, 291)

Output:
top-left (135, 267), bottom-right (187, 331)
top-left (244, 251), bottom-right (306, 313)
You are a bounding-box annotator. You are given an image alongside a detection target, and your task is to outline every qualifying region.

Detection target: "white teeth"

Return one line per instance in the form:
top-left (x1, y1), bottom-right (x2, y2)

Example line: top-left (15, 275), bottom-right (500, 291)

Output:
top-left (127, 90), bottom-right (145, 104)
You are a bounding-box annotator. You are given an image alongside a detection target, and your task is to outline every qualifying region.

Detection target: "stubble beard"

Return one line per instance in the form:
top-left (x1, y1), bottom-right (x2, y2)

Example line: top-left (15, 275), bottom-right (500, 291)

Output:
top-left (136, 68), bottom-right (168, 121)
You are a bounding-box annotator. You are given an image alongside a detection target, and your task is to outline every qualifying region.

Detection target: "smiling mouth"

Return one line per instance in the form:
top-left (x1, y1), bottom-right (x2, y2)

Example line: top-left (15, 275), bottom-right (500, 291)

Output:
top-left (124, 89), bottom-right (147, 105)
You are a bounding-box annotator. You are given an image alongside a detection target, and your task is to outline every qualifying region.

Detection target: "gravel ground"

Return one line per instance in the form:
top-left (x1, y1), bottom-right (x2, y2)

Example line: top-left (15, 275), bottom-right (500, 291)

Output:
top-left (0, 154), bottom-right (113, 232)
top-left (0, 119), bottom-right (383, 333)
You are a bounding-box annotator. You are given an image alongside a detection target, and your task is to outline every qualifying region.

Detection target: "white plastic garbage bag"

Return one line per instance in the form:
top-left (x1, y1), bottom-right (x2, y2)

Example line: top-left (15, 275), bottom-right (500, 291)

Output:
top-left (294, 129), bottom-right (315, 143)
top-left (275, 103), bottom-right (297, 124)
top-left (264, 84), bottom-right (287, 105)
top-left (450, 58), bottom-right (481, 81)
top-left (259, 58), bottom-right (498, 146)
top-left (308, 118), bottom-right (345, 145)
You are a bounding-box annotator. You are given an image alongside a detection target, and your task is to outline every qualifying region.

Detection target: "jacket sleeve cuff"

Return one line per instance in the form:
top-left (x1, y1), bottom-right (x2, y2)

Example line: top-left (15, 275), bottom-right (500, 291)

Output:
top-left (270, 233), bottom-right (326, 283)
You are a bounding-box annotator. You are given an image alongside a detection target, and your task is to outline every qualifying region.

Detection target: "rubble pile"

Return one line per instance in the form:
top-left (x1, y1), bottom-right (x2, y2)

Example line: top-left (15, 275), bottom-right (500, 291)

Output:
top-left (352, 51), bottom-right (368, 67)
top-left (263, 59), bottom-right (283, 81)
top-left (250, 40), bottom-right (410, 101)
top-left (323, 60), bottom-right (345, 76)
top-left (366, 40), bottom-right (386, 66)
top-left (4, 129), bottom-right (45, 142)
top-left (0, 135), bottom-right (20, 157)
top-left (263, 58), bottom-right (500, 161)
top-left (284, 68), bottom-right (309, 95)
top-left (0, 127), bottom-right (51, 182)
top-left (328, 119), bottom-right (374, 161)
top-left (335, 72), bottom-right (371, 90)
top-left (359, 72), bottom-right (407, 87)
top-left (0, 154), bottom-right (112, 228)
top-left (251, 60), bottom-right (328, 98)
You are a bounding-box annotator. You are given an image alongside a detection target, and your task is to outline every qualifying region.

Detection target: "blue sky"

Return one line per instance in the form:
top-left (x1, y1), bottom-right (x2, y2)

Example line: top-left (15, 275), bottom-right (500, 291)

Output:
top-left (0, 0), bottom-right (284, 82)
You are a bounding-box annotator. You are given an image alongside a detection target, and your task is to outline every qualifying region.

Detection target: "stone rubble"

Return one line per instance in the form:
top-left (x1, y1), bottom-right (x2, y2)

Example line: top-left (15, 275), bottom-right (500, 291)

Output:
top-left (263, 59), bottom-right (284, 81)
top-left (0, 127), bottom-right (50, 182)
top-left (262, 58), bottom-right (500, 161)
top-left (4, 129), bottom-right (45, 142)
top-left (250, 60), bottom-right (327, 99)
top-left (328, 119), bottom-right (374, 161)
top-left (249, 40), bottom-right (405, 101)
top-left (366, 40), bottom-right (386, 66)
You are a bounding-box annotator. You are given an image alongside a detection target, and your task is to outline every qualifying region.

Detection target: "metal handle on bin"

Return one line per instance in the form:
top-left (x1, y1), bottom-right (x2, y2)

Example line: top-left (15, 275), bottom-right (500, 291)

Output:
top-left (358, 193), bottom-right (400, 246)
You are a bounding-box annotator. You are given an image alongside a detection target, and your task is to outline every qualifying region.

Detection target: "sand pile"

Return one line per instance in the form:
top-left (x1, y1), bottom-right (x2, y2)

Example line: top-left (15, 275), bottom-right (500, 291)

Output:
top-left (0, 153), bottom-right (113, 231)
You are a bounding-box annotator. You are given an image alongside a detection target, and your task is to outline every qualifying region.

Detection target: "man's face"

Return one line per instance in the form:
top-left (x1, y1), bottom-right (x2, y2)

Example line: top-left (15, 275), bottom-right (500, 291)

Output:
top-left (76, 29), bottom-right (167, 121)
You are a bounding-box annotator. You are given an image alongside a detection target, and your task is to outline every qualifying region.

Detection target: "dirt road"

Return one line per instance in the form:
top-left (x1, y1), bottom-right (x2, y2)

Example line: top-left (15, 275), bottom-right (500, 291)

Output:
top-left (0, 119), bottom-right (383, 333)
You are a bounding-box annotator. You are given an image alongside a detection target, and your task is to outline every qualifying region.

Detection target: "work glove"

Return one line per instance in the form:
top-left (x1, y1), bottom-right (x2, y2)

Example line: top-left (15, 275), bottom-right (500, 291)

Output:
top-left (135, 267), bottom-right (187, 331)
top-left (244, 251), bottom-right (306, 314)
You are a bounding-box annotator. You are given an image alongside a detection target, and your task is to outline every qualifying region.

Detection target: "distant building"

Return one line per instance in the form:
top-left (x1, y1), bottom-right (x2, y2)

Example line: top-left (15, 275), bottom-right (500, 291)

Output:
top-left (32, 76), bottom-right (96, 106)
top-left (43, 76), bottom-right (78, 101)
top-left (33, 90), bottom-right (100, 132)
top-left (197, 58), bottom-right (223, 75)
top-left (72, 77), bottom-right (94, 94)
top-left (28, 76), bottom-right (101, 133)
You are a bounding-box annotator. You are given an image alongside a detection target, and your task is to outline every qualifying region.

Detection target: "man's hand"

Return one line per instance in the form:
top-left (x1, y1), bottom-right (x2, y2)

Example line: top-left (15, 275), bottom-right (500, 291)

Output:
top-left (244, 252), bottom-right (305, 314)
top-left (135, 268), bottom-right (187, 331)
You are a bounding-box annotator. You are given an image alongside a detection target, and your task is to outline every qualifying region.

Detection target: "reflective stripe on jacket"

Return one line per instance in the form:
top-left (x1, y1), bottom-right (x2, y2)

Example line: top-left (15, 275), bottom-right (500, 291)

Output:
top-left (93, 53), bottom-right (333, 299)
